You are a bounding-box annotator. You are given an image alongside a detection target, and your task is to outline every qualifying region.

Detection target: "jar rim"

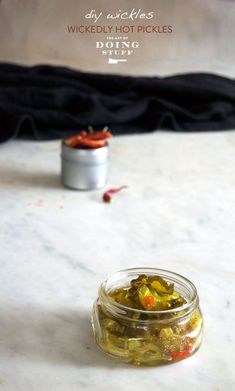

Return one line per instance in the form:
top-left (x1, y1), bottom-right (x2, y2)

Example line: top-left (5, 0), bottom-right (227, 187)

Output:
top-left (99, 267), bottom-right (199, 316)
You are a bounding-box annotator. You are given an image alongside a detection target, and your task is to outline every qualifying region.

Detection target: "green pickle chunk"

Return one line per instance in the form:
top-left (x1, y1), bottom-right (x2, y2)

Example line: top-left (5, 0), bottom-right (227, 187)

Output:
top-left (97, 274), bottom-right (202, 365)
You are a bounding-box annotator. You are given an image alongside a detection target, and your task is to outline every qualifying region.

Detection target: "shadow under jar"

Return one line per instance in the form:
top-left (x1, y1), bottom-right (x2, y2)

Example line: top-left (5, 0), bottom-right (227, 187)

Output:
top-left (91, 268), bottom-right (204, 366)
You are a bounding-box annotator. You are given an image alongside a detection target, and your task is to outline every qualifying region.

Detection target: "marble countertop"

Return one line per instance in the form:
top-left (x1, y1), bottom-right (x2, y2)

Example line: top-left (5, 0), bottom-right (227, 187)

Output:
top-left (0, 132), bottom-right (234, 391)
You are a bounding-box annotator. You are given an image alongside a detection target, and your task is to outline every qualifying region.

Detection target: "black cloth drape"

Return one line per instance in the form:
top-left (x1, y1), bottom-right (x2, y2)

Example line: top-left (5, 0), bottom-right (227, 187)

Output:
top-left (0, 62), bottom-right (235, 143)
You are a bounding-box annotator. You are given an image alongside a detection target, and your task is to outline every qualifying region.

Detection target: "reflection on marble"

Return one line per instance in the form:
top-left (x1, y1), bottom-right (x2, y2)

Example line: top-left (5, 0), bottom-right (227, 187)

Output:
top-left (0, 132), bottom-right (235, 390)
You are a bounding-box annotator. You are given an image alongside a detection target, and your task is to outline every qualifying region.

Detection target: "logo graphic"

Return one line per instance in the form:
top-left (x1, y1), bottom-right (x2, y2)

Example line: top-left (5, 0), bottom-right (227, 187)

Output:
top-left (67, 8), bottom-right (173, 65)
top-left (108, 58), bottom-right (127, 64)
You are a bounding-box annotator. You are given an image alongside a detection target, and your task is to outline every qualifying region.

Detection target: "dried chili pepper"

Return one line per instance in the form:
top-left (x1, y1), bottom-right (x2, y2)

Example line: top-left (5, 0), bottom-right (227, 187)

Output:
top-left (87, 131), bottom-right (112, 140)
top-left (75, 137), bottom-right (108, 148)
top-left (103, 185), bottom-right (127, 203)
top-left (65, 127), bottom-right (112, 149)
top-left (65, 133), bottom-right (83, 148)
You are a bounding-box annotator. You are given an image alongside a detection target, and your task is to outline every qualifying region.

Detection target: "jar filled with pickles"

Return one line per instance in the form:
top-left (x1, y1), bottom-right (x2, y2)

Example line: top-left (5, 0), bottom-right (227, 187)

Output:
top-left (91, 268), bottom-right (204, 366)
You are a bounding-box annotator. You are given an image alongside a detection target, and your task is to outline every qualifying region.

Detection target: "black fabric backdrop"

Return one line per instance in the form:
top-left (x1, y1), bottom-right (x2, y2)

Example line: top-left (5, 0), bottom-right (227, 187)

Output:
top-left (0, 62), bottom-right (235, 143)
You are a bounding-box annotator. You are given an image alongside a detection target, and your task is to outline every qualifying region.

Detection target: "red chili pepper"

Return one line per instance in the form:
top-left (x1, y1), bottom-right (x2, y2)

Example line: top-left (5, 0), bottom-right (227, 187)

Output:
top-left (76, 138), bottom-right (108, 148)
top-left (103, 186), bottom-right (128, 203)
top-left (80, 130), bottom-right (88, 137)
top-left (86, 131), bottom-right (112, 141)
top-left (65, 128), bottom-right (112, 149)
top-left (65, 134), bottom-right (83, 147)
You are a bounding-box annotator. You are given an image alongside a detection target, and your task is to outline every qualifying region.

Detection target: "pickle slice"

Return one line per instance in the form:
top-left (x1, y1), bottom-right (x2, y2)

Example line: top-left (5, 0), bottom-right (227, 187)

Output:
top-left (110, 274), bottom-right (186, 312)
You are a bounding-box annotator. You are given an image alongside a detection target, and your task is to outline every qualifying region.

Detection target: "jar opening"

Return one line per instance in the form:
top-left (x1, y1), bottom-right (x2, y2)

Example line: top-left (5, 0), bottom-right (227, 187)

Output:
top-left (99, 267), bottom-right (198, 319)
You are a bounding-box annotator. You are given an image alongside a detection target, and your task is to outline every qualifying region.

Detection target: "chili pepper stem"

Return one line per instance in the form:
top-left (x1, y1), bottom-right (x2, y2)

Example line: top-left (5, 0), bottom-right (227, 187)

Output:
top-left (88, 125), bottom-right (94, 133)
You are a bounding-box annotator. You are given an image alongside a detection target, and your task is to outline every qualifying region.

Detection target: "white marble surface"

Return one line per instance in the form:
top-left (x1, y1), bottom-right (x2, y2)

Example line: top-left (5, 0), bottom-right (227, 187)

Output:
top-left (0, 132), bottom-right (235, 390)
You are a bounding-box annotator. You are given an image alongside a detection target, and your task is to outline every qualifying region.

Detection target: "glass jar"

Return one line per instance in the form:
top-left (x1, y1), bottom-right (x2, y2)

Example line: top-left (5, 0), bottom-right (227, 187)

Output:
top-left (91, 267), bottom-right (204, 366)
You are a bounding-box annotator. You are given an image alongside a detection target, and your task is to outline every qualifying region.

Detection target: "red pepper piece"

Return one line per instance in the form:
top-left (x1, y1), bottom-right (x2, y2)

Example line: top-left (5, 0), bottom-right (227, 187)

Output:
top-left (103, 186), bottom-right (127, 203)
top-left (144, 295), bottom-right (155, 309)
top-left (170, 344), bottom-right (193, 360)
